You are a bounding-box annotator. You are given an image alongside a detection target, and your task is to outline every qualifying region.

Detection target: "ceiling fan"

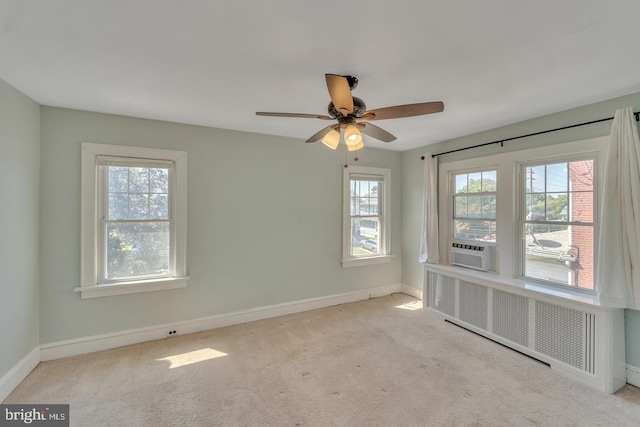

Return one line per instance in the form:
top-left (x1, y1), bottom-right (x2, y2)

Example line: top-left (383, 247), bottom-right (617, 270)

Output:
top-left (256, 74), bottom-right (444, 151)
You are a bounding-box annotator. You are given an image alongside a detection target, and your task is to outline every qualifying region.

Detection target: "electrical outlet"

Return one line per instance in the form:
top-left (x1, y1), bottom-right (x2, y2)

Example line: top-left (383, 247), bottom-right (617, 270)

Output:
top-left (167, 329), bottom-right (177, 337)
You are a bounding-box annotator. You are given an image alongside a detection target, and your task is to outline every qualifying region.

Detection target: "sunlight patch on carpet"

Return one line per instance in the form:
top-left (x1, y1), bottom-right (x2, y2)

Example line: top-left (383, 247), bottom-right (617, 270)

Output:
top-left (394, 301), bottom-right (422, 311)
top-left (157, 348), bottom-right (228, 368)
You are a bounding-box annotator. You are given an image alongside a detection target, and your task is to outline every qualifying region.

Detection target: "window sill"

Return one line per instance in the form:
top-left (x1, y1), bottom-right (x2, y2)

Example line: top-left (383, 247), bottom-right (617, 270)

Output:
top-left (424, 263), bottom-right (601, 307)
top-left (74, 277), bottom-right (189, 299)
top-left (342, 255), bottom-right (392, 268)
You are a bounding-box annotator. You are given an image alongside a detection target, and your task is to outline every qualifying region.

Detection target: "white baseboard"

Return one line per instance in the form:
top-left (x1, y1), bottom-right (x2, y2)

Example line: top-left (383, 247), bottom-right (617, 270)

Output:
top-left (0, 346), bottom-right (40, 403)
top-left (401, 283), bottom-right (423, 300)
top-left (627, 364), bottom-right (640, 388)
top-left (41, 283), bottom-right (405, 361)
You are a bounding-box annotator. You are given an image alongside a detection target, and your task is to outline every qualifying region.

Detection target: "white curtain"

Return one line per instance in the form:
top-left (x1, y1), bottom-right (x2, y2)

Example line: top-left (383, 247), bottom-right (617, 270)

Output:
top-left (419, 153), bottom-right (439, 263)
top-left (596, 107), bottom-right (640, 308)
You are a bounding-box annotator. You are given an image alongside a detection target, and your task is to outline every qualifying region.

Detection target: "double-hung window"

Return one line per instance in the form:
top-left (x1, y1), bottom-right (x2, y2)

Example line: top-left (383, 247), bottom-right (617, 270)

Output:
top-left (520, 157), bottom-right (596, 290)
top-left (78, 143), bottom-right (188, 298)
top-left (342, 166), bottom-right (391, 267)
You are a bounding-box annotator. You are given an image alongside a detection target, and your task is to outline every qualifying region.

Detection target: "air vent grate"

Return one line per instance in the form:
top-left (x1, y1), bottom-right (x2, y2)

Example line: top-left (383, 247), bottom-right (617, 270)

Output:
top-left (459, 280), bottom-right (488, 330)
top-left (429, 273), bottom-right (455, 316)
top-left (535, 301), bottom-right (587, 371)
top-left (492, 290), bottom-right (529, 347)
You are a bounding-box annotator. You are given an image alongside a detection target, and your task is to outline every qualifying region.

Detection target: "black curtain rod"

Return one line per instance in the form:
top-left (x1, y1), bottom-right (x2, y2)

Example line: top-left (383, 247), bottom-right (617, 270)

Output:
top-left (421, 111), bottom-right (640, 160)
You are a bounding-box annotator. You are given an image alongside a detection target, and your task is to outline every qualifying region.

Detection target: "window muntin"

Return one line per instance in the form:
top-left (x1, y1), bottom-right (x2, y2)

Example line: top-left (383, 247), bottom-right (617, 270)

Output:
top-left (521, 159), bottom-right (595, 290)
top-left (452, 170), bottom-right (497, 242)
top-left (99, 160), bottom-right (173, 282)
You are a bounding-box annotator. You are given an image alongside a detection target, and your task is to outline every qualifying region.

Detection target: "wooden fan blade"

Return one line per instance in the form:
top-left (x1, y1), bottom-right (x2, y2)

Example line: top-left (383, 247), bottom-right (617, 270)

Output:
top-left (256, 112), bottom-right (332, 120)
top-left (306, 124), bottom-right (338, 143)
top-left (325, 74), bottom-right (353, 115)
top-left (364, 101), bottom-right (444, 121)
top-left (357, 123), bottom-right (396, 143)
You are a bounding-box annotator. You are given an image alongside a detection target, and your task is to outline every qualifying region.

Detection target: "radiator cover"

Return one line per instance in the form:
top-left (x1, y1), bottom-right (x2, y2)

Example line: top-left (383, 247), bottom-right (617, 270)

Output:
top-left (425, 266), bottom-right (625, 393)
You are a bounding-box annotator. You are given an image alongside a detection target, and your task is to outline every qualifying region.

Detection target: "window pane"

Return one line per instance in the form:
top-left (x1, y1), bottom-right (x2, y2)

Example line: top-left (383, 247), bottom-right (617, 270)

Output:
top-left (129, 167), bottom-right (149, 193)
top-left (546, 163), bottom-right (568, 192)
top-left (106, 221), bottom-right (170, 280)
top-left (455, 174), bottom-right (468, 193)
top-left (468, 173), bottom-right (481, 192)
top-left (149, 168), bottom-right (169, 193)
top-left (526, 193), bottom-right (545, 220)
top-left (454, 195), bottom-right (467, 218)
top-left (523, 223), bottom-right (593, 289)
top-left (129, 194), bottom-right (149, 219)
top-left (350, 181), bottom-right (357, 216)
top-left (150, 194), bottom-right (169, 219)
top-left (482, 195), bottom-right (496, 220)
top-left (108, 193), bottom-right (129, 220)
top-left (467, 196), bottom-right (482, 218)
top-left (108, 167), bottom-right (128, 192)
top-left (526, 165), bottom-right (546, 193)
top-left (570, 191), bottom-right (593, 222)
top-left (569, 160), bottom-right (594, 192)
top-left (454, 220), bottom-right (496, 242)
top-left (545, 193), bottom-right (568, 221)
top-left (481, 171), bottom-right (497, 191)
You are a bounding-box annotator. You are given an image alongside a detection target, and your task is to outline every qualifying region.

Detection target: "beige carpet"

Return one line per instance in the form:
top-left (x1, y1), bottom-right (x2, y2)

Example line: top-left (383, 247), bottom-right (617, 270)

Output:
top-left (5, 294), bottom-right (640, 426)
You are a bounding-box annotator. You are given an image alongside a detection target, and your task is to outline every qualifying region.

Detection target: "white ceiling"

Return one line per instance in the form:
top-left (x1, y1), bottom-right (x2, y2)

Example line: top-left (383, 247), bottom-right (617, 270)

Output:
top-left (2, 1), bottom-right (640, 151)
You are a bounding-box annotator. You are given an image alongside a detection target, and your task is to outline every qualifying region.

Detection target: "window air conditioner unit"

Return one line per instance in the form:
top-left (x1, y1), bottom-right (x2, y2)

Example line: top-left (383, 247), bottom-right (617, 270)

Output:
top-left (450, 242), bottom-right (490, 271)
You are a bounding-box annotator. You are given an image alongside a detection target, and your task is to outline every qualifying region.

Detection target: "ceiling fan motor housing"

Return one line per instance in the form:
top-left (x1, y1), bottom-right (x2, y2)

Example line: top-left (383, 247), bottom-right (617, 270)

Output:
top-left (328, 97), bottom-right (367, 119)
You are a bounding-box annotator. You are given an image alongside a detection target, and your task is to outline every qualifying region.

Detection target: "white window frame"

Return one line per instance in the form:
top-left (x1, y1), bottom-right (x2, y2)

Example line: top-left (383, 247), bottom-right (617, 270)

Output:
top-left (342, 166), bottom-right (392, 268)
top-left (76, 143), bottom-right (188, 298)
top-left (437, 136), bottom-right (607, 295)
top-left (517, 153), bottom-right (599, 292)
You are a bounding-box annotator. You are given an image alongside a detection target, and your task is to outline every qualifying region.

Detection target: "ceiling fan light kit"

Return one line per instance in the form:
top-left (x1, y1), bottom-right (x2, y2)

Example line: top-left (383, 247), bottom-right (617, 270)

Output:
top-left (344, 124), bottom-right (362, 147)
top-left (321, 128), bottom-right (341, 150)
top-left (256, 74), bottom-right (444, 152)
top-left (347, 141), bottom-right (365, 152)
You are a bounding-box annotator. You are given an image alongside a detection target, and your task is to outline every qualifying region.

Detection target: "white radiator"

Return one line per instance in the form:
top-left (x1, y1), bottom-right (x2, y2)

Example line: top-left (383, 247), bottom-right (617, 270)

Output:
top-left (425, 266), bottom-right (625, 393)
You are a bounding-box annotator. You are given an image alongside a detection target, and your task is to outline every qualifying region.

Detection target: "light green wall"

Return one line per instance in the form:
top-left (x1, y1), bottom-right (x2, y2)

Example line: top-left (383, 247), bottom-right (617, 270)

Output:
top-left (39, 107), bottom-right (402, 343)
top-left (401, 91), bottom-right (640, 367)
top-left (0, 80), bottom-right (40, 378)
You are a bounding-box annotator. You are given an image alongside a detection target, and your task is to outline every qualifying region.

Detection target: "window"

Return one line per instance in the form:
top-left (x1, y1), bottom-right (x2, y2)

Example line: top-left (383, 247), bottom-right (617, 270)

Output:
top-left (437, 136), bottom-right (606, 294)
top-left (452, 170), bottom-right (497, 242)
top-left (342, 166), bottom-right (391, 267)
top-left (520, 157), bottom-right (596, 290)
top-left (77, 143), bottom-right (188, 298)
